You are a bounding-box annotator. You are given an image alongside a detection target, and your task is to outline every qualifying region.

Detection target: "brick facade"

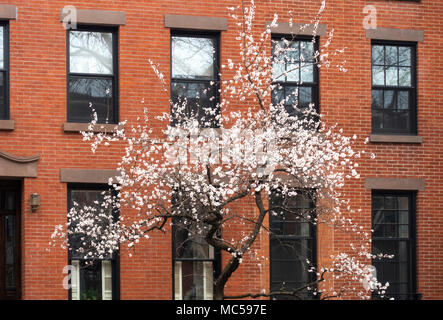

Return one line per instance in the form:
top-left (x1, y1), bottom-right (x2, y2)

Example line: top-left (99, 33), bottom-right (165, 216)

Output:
top-left (0, 0), bottom-right (441, 300)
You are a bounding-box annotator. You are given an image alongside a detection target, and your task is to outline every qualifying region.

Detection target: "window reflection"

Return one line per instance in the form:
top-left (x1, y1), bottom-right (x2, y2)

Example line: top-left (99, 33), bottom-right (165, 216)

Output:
top-left (68, 77), bottom-right (113, 123)
top-left (172, 37), bottom-right (214, 79)
top-left (70, 31), bottom-right (113, 74)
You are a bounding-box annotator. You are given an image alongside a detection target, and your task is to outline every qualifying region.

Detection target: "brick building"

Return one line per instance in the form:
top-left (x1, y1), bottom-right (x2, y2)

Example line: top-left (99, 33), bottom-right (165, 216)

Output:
top-left (0, 0), bottom-right (441, 300)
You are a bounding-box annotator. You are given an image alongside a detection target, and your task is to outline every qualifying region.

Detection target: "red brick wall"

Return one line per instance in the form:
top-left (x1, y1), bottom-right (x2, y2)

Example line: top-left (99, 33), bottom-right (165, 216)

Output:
top-left (0, 0), bottom-right (441, 299)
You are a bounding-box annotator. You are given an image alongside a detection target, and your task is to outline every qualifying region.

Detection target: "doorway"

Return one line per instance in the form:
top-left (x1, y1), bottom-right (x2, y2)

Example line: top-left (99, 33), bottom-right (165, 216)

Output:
top-left (0, 180), bottom-right (21, 299)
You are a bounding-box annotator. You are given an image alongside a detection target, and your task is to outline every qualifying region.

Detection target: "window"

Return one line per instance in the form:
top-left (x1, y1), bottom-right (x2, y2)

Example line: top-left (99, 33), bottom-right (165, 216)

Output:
top-left (371, 42), bottom-right (416, 134)
top-left (67, 184), bottom-right (119, 300)
top-left (269, 190), bottom-right (317, 300)
top-left (0, 22), bottom-right (9, 119)
top-left (170, 32), bottom-right (219, 127)
top-left (173, 219), bottom-right (216, 300)
top-left (372, 192), bottom-right (418, 300)
top-left (172, 191), bottom-right (219, 300)
top-left (271, 36), bottom-right (319, 120)
top-left (67, 27), bottom-right (118, 123)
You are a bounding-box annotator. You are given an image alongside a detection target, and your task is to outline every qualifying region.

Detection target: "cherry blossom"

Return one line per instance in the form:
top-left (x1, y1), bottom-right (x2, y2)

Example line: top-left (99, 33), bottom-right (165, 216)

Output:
top-left (51, 0), bottom-right (389, 300)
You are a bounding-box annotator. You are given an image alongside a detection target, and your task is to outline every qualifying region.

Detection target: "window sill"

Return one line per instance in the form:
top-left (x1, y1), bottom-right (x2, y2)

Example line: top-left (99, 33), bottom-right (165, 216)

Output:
top-left (63, 122), bottom-right (124, 133)
top-left (369, 134), bottom-right (422, 144)
top-left (0, 119), bottom-right (14, 131)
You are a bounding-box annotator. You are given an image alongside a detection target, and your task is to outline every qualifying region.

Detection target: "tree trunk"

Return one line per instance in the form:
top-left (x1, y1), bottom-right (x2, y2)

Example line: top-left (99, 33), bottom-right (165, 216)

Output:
top-left (214, 285), bottom-right (224, 300)
top-left (214, 256), bottom-right (240, 300)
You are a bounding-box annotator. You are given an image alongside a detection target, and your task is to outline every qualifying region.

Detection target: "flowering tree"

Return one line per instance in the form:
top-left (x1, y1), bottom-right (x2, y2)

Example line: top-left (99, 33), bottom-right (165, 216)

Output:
top-left (51, 0), bottom-right (389, 300)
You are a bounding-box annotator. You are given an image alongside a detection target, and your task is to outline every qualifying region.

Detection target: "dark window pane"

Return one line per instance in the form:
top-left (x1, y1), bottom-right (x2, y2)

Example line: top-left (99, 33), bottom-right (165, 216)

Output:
top-left (384, 90), bottom-right (395, 109)
top-left (70, 31), bottom-right (113, 75)
top-left (397, 91), bottom-right (409, 110)
top-left (373, 196), bottom-right (384, 209)
top-left (71, 189), bottom-right (110, 206)
top-left (383, 110), bottom-right (397, 131)
top-left (373, 223), bottom-right (398, 238)
top-left (399, 225), bottom-right (409, 238)
top-left (384, 196), bottom-right (397, 209)
top-left (272, 88), bottom-right (284, 106)
top-left (374, 241), bottom-right (409, 261)
top-left (271, 220), bottom-right (312, 236)
top-left (171, 81), bottom-right (218, 127)
top-left (284, 86), bottom-right (298, 107)
top-left (68, 77), bottom-right (114, 123)
top-left (385, 110), bottom-right (409, 131)
top-left (172, 37), bottom-right (215, 79)
top-left (270, 281), bottom-right (315, 300)
top-left (5, 191), bottom-right (14, 210)
top-left (372, 90), bottom-right (383, 109)
top-left (397, 111), bottom-right (410, 130)
top-left (374, 262), bottom-right (408, 284)
top-left (270, 238), bottom-right (299, 260)
top-left (174, 226), bottom-right (213, 259)
top-left (271, 260), bottom-right (310, 283)
top-left (372, 110), bottom-right (383, 129)
top-left (270, 193), bottom-right (314, 236)
top-left (398, 197), bottom-right (409, 210)
top-left (270, 239), bottom-right (314, 261)
top-left (298, 87), bottom-right (312, 107)
top-left (382, 210), bottom-right (397, 223)
top-left (78, 261), bottom-right (102, 300)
